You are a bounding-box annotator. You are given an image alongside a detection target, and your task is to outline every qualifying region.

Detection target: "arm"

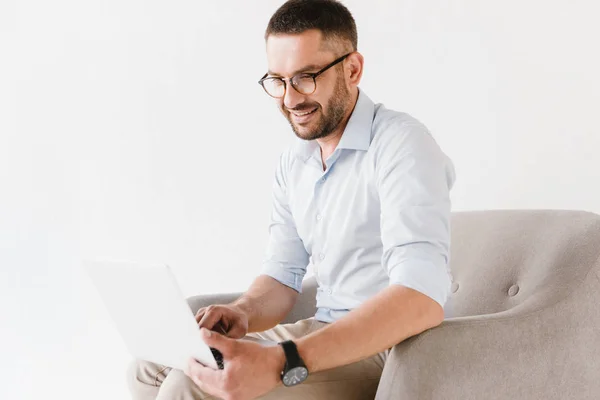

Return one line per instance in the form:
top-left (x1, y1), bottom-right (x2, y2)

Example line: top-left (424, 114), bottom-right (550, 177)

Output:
top-left (230, 274), bottom-right (299, 333)
top-left (297, 284), bottom-right (443, 372)
top-left (299, 121), bottom-right (456, 372)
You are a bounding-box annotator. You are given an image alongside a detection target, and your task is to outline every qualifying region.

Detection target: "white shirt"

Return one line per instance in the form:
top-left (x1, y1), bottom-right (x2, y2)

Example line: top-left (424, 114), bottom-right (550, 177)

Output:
top-left (260, 89), bottom-right (456, 323)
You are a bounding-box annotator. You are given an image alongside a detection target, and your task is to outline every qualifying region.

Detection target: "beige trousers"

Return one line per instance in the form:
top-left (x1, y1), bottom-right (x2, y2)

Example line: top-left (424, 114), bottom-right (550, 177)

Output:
top-left (128, 318), bottom-right (389, 400)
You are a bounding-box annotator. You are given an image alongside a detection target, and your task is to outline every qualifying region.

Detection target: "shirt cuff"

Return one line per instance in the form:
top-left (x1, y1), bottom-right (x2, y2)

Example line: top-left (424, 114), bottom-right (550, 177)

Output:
top-left (260, 261), bottom-right (304, 293)
top-left (387, 259), bottom-right (452, 308)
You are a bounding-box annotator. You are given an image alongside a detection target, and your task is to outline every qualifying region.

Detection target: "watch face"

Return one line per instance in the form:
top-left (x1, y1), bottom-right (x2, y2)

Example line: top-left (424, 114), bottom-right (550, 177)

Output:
top-left (282, 366), bottom-right (308, 387)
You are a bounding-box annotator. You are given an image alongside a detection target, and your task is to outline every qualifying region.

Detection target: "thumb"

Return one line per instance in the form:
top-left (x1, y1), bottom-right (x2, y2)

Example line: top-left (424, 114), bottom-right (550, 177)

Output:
top-left (201, 328), bottom-right (232, 355)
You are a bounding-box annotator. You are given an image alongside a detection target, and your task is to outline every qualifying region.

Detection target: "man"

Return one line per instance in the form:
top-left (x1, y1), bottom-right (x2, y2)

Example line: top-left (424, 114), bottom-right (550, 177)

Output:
top-left (129, 0), bottom-right (456, 399)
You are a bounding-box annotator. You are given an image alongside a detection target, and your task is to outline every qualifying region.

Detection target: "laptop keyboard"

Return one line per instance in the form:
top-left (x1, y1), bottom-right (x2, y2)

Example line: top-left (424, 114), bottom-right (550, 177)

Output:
top-left (210, 347), bottom-right (225, 370)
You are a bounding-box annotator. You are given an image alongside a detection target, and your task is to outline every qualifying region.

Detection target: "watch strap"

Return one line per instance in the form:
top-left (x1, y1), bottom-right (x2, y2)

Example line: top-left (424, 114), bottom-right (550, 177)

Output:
top-left (279, 340), bottom-right (305, 370)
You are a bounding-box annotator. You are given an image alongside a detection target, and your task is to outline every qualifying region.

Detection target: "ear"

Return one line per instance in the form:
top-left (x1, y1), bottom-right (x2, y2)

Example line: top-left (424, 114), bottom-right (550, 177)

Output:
top-left (345, 51), bottom-right (364, 87)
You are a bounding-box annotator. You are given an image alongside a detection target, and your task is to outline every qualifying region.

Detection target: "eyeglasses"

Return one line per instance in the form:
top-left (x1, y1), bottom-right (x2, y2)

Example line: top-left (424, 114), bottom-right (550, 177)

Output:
top-left (258, 53), bottom-right (352, 98)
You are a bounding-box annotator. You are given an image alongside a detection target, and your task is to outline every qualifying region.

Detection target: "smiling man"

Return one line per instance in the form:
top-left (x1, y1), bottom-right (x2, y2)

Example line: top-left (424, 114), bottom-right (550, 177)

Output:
top-left (128, 1), bottom-right (456, 399)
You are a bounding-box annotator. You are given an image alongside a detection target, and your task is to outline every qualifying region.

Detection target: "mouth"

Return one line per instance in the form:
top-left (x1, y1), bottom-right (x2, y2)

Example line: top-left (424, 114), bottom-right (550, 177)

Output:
top-left (289, 106), bottom-right (318, 124)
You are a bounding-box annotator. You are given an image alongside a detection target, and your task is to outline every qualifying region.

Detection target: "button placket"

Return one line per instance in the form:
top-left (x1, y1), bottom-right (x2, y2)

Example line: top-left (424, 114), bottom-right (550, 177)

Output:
top-left (312, 168), bottom-right (329, 294)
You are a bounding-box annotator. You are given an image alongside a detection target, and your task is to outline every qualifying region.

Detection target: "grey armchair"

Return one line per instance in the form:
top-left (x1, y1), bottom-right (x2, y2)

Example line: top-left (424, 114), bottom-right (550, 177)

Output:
top-left (187, 210), bottom-right (600, 399)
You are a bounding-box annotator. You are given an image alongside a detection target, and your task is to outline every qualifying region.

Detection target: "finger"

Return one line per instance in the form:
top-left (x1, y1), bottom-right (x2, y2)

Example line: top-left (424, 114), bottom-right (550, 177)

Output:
top-left (198, 309), bottom-right (223, 331)
top-left (200, 328), bottom-right (233, 357)
top-left (194, 309), bottom-right (206, 323)
top-left (214, 320), bottom-right (231, 336)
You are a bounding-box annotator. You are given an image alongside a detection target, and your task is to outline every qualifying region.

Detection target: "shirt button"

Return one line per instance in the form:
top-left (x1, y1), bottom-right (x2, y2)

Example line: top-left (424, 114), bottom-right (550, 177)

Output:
top-left (319, 253), bottom-right (325, 260)
top-left (327, 288), bottom-right (333, 295)
top-left (320, 177), bottom-right (326, 183)
top-left (316, 214), bottom-right (322, 221)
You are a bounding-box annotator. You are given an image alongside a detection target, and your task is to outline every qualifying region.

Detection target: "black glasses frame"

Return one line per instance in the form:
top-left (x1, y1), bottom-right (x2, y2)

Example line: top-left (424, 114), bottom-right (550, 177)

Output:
top-left (258, 52), bottom-right (352, 98)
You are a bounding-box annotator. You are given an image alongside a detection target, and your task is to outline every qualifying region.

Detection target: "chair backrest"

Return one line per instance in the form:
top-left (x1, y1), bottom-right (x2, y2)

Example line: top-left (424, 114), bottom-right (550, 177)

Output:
top-left (445, 210), bottom-right (600, 318)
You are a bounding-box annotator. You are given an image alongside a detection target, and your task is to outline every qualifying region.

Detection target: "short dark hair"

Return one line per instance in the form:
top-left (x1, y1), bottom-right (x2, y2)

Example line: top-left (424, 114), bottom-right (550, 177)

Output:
top-left (265, 0), bottom-right (358, 52)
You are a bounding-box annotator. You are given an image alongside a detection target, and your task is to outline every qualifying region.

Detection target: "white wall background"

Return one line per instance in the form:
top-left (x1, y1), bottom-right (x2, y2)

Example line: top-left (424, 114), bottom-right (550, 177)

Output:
top-left (1, 0), bottom-right (598, 398)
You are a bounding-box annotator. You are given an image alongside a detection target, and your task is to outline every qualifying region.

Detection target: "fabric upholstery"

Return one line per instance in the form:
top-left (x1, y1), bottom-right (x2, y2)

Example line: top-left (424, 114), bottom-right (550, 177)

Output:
top-left (377, 209), bottom-right (600, 399)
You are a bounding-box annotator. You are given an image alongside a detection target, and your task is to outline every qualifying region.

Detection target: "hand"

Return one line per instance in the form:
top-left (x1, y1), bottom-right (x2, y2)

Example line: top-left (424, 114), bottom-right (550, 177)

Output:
top-left (195, 304), bottom-right (249, 339)
top-left (186, 328), bottom-right (286, 400)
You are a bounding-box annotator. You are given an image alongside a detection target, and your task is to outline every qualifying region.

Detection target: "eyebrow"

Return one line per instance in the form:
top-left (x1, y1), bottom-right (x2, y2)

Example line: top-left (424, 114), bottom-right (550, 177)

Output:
top-left (267, 63), bottom-right (322, 77)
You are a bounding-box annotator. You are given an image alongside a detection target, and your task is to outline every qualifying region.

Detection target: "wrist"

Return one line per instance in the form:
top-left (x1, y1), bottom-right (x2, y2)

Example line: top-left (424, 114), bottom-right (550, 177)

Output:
top-left (277, 340), bottom-right (310, 386)
top-left (229, 300), bottom-right (252, 321)
top-left (268, 343), bottom-right (287, 385)
top-left (294, 337), bottom-right (316, 373)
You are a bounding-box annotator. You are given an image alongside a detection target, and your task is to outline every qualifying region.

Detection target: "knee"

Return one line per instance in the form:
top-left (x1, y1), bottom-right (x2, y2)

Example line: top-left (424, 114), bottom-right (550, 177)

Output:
top-left (156, 369), bottom-right (207, 400)
top-left (128, 359), bottom-right (152, 384)
top-left (126, 359), bottom-right (210, 400)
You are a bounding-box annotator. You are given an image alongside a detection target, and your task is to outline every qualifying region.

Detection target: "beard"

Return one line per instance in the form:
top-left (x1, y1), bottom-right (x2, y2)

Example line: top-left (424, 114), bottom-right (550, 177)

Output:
top-left (283, 74), bottom-right (350, 141)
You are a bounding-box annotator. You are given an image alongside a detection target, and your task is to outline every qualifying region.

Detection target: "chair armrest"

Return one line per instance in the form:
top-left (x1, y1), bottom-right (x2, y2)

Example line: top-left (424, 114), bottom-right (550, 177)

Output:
top-left (376, 269), bottom-right (600, 400)
top-left (185, 276), bottom-right (318, 324)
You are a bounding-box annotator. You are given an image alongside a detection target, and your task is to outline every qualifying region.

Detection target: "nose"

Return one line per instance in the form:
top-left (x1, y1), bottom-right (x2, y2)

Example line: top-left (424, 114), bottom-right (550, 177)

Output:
top-left (283, 82), bottom-right (305, 110)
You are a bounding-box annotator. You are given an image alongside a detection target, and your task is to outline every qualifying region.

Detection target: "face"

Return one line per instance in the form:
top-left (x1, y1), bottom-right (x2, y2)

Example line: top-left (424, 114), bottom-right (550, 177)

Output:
top-left (265, 30), bottom-right (353, 141)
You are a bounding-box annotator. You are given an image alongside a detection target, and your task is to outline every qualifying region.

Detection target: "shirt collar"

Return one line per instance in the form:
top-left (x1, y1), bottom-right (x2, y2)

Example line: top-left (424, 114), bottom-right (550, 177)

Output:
top-left (294, 89), bottom-right (375, 161)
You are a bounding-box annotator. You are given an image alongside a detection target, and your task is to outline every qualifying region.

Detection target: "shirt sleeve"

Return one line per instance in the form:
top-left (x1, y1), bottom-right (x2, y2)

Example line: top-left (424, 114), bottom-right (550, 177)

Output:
top-left (259, 151), bottom-right (309, 293)
top-left (375, 120), bottom-right (456, 308)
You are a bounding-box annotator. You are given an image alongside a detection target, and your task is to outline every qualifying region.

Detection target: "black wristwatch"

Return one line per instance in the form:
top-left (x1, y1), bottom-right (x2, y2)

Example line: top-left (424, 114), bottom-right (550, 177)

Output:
top-left (278, 340), bottom-right (309, 387)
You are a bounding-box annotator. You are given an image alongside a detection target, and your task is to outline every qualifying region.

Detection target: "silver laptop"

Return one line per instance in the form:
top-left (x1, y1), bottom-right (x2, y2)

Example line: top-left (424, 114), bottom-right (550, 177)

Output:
top-left (84, 260), bottom-right (223, 371)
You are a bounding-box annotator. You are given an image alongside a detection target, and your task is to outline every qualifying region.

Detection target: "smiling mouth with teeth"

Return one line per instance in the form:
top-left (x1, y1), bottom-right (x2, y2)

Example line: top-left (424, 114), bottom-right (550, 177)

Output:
top-left (291, 107), bottom-right (318, 117)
